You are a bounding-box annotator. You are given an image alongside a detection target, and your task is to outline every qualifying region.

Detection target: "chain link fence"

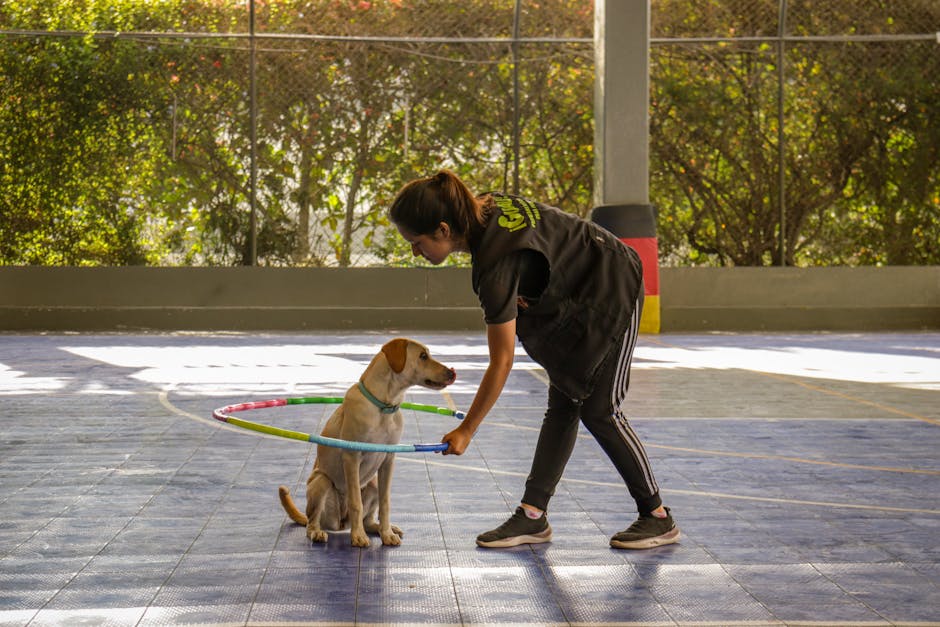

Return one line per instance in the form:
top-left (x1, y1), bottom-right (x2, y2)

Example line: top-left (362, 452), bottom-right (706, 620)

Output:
top-left (1, 0), bottom-right (937, 267)
top-left (650, 0), bottom-right (939, 266)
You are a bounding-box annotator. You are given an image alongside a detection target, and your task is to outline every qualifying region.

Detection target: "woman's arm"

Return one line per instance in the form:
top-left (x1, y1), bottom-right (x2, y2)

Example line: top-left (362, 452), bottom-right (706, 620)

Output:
top-left (441, 319), bottom-right (516, 455)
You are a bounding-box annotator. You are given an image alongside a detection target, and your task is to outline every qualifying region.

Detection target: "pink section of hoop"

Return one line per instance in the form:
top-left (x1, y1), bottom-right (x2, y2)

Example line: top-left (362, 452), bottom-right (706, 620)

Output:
top-left (220, 398), bottom-right (288, 414)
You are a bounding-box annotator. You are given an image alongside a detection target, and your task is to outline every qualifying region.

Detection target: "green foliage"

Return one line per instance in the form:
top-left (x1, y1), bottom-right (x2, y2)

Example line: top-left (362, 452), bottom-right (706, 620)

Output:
top-left (0, 34), bottom-right (163, 264)
top-left (650, 2), bottom-right (940, 266)
top-left (811, 41), bottom-right (940, 265)
top-left (1, 0), bottom-right (937, 267)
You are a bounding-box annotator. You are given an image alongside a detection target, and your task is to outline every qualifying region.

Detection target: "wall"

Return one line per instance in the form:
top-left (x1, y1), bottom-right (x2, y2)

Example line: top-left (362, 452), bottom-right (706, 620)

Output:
top-left (1, 266), bottom-right (938, 332)
top-left (660, 266), bottom-right (940, 331)
top-left (0, 267), bottom-right (481, 332)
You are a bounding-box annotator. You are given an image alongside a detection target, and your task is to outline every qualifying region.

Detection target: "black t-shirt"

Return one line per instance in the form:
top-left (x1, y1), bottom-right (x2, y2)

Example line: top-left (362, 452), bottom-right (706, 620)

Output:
top-left (478, 249), bottom-right (550, 324)
top-left (470, 193), bottom-right (643, 399)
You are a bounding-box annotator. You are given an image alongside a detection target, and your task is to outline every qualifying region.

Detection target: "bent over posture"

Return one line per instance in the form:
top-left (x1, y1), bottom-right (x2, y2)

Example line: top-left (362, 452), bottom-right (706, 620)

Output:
top-left (388, 170), bottom-right (679, 550)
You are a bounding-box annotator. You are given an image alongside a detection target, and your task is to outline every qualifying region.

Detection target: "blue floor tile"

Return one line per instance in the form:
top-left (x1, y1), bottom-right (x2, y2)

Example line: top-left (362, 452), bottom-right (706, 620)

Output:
top-left (0, 331), bottom-right (938, 625)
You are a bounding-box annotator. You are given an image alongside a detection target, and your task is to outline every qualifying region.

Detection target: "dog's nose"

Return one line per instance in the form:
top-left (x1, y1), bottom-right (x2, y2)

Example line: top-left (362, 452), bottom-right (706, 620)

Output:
top-left (447, 367), bottom-right (457, 383)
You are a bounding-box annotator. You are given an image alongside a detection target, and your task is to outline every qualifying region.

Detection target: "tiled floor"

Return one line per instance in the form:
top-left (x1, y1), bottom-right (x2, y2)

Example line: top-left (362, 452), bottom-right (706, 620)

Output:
top-left (1, 331), bottom-right (938, 626)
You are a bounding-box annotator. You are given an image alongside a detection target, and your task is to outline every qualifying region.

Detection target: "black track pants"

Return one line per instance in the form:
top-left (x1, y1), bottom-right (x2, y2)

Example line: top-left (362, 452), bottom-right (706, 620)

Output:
top-left (521, 290), bottom-right (662, 515)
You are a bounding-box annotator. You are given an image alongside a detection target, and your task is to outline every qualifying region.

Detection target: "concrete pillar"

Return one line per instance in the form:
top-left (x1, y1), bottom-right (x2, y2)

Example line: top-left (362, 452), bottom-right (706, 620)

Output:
top-left (591, 0), bottom-right (660, 333)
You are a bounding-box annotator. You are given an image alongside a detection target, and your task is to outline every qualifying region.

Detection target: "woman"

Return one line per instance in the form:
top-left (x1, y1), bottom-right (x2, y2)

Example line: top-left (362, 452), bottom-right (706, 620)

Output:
top-left (388, 170), bottom-right (679, 550)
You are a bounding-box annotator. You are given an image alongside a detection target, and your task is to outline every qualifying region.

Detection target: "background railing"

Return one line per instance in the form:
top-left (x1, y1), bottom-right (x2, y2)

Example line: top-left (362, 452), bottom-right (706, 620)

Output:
top-left (1, 0), bottom-right (937, 268)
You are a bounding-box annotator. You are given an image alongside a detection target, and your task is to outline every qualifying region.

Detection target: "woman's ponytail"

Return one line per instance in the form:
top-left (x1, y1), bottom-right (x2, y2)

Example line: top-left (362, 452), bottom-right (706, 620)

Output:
top-left (388, 170), bottom-right (488, 243)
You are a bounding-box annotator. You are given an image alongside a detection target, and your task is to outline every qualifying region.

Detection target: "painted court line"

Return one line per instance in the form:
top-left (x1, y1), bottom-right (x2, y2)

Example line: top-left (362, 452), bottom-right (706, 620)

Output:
top-left (400, 457), bottom-right (940, 517)
top-left (478, 419), bottom-right (940, 476)
top-left (757, 369), bottom-right (940, 425)
top-left (156, 392), bottom-right (940, 516)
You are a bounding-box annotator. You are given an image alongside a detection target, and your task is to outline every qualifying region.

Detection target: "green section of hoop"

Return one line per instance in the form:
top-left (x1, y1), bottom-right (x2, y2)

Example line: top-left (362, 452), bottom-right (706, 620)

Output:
top-left (400, 402), bottom-right (457, 416)
top-left (287, 397), bottom-right (343, 405)
top-left (285, 396), bottom-right (458, 416)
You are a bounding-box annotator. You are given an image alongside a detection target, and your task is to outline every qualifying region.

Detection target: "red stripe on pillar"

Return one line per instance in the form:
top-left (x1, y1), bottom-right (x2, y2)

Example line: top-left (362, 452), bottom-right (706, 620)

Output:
top-left (622, 237), bottom-right (659, 295)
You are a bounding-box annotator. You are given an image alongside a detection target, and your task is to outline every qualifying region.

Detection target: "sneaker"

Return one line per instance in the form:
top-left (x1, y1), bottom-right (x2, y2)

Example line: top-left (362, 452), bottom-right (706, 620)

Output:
top-left (476, 507), bottom-right (552, 548)
top-left (610, 507), bottom-right (680, 549)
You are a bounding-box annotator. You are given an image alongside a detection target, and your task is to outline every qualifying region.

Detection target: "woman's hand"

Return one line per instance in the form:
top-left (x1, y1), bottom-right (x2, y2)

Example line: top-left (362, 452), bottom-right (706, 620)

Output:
top-left (441, 424), bottom-right (474, 455)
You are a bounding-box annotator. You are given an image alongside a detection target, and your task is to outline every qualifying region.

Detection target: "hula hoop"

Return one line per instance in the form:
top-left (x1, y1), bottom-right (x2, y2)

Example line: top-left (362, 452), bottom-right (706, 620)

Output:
top-left (212, 397), bottom-right (466, 453)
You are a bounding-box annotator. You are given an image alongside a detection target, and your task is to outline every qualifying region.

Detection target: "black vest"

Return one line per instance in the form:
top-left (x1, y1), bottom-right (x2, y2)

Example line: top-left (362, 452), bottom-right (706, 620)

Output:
top-left (471, 194), bottom-right (644, 400)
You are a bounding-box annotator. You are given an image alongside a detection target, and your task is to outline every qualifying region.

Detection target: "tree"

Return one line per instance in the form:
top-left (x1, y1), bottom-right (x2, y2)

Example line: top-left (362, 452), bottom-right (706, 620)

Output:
top-left (649, 0), bottom-right (940, 266)
top-left (4, 0), bottom-right (935, 268)
top-left (803, 38), bottom-right (940, 265)
top-left (0, 33), bottom-right (164, 264)
top-left (651, 41), bottom-right (784, 266)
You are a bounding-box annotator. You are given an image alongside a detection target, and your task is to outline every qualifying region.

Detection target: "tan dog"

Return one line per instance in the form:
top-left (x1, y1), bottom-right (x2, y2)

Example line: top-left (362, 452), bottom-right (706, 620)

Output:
top-left (278, 338), bottom-right (456, 547)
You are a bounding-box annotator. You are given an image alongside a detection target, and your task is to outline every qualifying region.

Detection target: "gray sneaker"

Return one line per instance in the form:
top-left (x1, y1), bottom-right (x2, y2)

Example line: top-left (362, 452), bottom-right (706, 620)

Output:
top-left (476, 507), bottom-right (552, 548)
top-left (610, 507), bottom-right (680, 549)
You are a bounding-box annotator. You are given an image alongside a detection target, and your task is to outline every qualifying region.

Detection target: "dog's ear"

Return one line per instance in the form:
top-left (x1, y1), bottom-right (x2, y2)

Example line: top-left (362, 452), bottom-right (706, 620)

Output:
top-left (381, 338), bottom-right (409, 374)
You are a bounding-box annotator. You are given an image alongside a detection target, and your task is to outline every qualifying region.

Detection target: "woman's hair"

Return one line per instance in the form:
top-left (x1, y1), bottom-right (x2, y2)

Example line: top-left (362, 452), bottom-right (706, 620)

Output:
top-left (388, 170), bottom-right (489, 243)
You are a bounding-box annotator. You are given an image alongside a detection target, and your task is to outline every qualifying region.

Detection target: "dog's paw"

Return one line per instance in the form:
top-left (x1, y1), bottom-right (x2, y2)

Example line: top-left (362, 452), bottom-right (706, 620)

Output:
top-left (381, 529), bottom-right (402, 546)
top-left (391, 524), bottom-right (403, 537)
top-left (351, 531), bottom-right (371, 547)
top-left (307, 528), bottom-right (328, 543)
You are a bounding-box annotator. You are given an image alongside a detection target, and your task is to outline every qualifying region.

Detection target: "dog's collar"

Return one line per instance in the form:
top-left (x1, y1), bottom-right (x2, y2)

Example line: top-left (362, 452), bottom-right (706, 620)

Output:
top-left (357, 381), bottom-right (400, 414)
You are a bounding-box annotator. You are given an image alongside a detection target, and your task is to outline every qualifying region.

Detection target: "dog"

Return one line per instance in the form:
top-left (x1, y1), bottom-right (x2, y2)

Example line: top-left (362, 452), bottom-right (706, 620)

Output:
top-left (278, 338), bottom-right (456, 547)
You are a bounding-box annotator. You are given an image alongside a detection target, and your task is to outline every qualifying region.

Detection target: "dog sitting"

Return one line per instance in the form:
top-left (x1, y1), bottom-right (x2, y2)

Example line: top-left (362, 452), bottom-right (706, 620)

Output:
top-left (278, 338), bottom-right (456, 547)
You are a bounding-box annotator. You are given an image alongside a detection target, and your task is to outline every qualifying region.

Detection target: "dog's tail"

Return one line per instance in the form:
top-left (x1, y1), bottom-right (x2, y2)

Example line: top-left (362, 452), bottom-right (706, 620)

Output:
top-left (278, 485), bottom-right (308, 525)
